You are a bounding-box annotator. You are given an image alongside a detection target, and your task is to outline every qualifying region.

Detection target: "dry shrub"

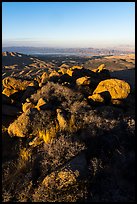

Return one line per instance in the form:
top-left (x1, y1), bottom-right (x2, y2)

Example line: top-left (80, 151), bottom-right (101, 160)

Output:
top-left (2, 66), bottom-right (135, 202)
top-left (2, 191), bottom-right (12, 202)
top-left (32, 169), bottom-right (88, 202)
top-left (30, 81), bottom-right (84, 110)
top-left (2, 144), bottom-right (34, 202)
top-left (40, 134), bottom-right (86, 173)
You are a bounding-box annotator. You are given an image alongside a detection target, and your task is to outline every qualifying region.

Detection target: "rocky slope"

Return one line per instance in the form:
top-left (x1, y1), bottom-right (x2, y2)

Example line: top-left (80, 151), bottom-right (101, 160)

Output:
top-left (2, 52), bottom-right (135, 202)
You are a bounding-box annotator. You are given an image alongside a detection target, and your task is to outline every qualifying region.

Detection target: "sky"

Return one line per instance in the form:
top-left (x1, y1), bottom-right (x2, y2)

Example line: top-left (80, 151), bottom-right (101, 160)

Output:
top-left (2, 2), bottom-right (135, 48)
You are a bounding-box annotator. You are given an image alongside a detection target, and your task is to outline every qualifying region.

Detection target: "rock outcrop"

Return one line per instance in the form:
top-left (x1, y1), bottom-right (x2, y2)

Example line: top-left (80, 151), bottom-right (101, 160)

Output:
top-left (93, 78), bottom-right (130, 100)
top-left (2, 77), bottom-right (31, 91)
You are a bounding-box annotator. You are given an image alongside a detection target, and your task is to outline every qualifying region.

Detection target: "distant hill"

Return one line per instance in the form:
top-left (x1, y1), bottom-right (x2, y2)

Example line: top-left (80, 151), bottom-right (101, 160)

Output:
top-left (2, 46), bottom-right (135, 56)
top-left (2, 51), bottom-right (55, 80)
top-left (2, 51), bottom-right (36, 67)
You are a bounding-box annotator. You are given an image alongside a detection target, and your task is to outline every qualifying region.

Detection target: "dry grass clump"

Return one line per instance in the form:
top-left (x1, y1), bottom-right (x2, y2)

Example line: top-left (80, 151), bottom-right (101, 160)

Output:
top-left (30, 81), bottom-right (84, 109)
top-left (33, 171), bottom-right (87, 202)
top-left (2, 144), bottom-right (34, 202)
top-left (39, 134), bottom-right (86, 174)
top-left (2, 133), bottom-right (86, 202)
top-left (32, 168), bottom-right (88, 202)
top-left (2, 62), bottom-right (135, 202)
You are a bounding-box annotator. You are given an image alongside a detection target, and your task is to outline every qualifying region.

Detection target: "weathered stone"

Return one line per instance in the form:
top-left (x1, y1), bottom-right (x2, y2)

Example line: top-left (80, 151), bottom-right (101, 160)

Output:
top-left (2, 88), bottom-right (18, 97)
top-left (59, 63), bottom-right (70, 69)
top-left (76, 76), bottom-right (91, 86)
top-left (36, 98), bottom-right (47, 111)
top-left (92, 64), bottom-right (105, 72)
top-left (41, 72), bottom-right (49, 85)
top-left (22, 102), bottom-right (35, 112)
top-left (72, 68), bottom-right (97, 79)
top-left (8, 109), bottom-right (34, 137)
top-left (93, 79), bottom-right (130, 100)
top-left (2, 77), bottom-right (30, 90)
top-left (88, 93), bottom-right (104, 103)
top-left (59, 67), bottom-right (67, 74)
top-left (88, 91), bottom-right (111, 104)
top-left (29, 80), bottom-right (39, 88)
top-left (71, 65), bottom-right (83, 70)
top-left (49, 70), bottom-right (60, 78)
top-left (92, 64), bottom-right (110, 80)
top-left (66, 69), bottom-right (73, 76)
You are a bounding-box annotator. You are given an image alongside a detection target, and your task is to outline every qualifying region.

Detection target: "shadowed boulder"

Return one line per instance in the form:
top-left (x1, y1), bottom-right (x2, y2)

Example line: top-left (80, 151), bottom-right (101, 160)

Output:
top-left (88, 91), bottom-right (111, 105)
top-left (20, 85), bottom-right (37, 103)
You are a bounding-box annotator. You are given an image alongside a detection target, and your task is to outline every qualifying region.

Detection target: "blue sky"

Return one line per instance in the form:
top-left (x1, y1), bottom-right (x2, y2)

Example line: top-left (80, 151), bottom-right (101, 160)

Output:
top-left (2, 2), bottom-right (135, 48)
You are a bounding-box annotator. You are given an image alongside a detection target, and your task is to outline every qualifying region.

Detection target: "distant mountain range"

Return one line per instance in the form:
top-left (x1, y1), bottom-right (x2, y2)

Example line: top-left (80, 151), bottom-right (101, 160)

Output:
top-left (2, 46), bottom-right (135, 56)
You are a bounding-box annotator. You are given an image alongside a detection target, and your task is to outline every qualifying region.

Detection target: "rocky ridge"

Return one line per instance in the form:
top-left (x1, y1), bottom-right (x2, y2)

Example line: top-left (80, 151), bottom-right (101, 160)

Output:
top-left (2, 53), bottom-right (135, 202)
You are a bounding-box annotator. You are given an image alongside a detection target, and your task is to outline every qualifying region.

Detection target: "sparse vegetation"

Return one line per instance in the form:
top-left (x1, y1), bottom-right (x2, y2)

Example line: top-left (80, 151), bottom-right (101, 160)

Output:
top-left (2, 52), bottom-right (135, 202)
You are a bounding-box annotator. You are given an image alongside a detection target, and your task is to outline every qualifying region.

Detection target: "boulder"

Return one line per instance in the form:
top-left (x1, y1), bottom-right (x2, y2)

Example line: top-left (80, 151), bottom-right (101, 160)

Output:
top-left (59, 67), bottom-right (67, 74)
top-left (22, 102), bottom-right (35, 112)
top-left (2, 88), bottom-right (18, 97)
top-left (92, 64), bottom-right (110, 80)
top-left (36, 98), bottom-right (47, 111)
top-left (8, 109), bottom-right (34, 137)
top-left (70, 65), bottom-right (83, 70)
top-left (72, 68), bottom-right (97, 80)
top-left (88, 91), bottom-right (111, 104)
top-left (2, 77), bottom-right (31, 90)
top-left (3, 88), bottom-right (25, 102)
top-left (49, 70), bottom-right (60, 78)
top-left (29, 80), bottom-right (39, 88)
top-left (66, 69), bottom-right (73, 76)
top-left (93, 79), bottom-right (130, 100)
top-left (92, 64), bottom-right (105, 73)
top-left (59, 63), bottom-right (70, 70)
top-left (88, 93), bottom-right (104, 103)
top-left (72, 68), bottom-right (101, 88)
top-left (76, 76), bottom-right (91, 86)
top-left (40, 72), bottom-right (49, 85)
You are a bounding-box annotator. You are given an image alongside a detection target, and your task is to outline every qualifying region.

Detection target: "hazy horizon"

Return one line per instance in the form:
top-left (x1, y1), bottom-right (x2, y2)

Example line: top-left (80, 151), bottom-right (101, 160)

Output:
top-left (2, 2), bottom-right (135, 49)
